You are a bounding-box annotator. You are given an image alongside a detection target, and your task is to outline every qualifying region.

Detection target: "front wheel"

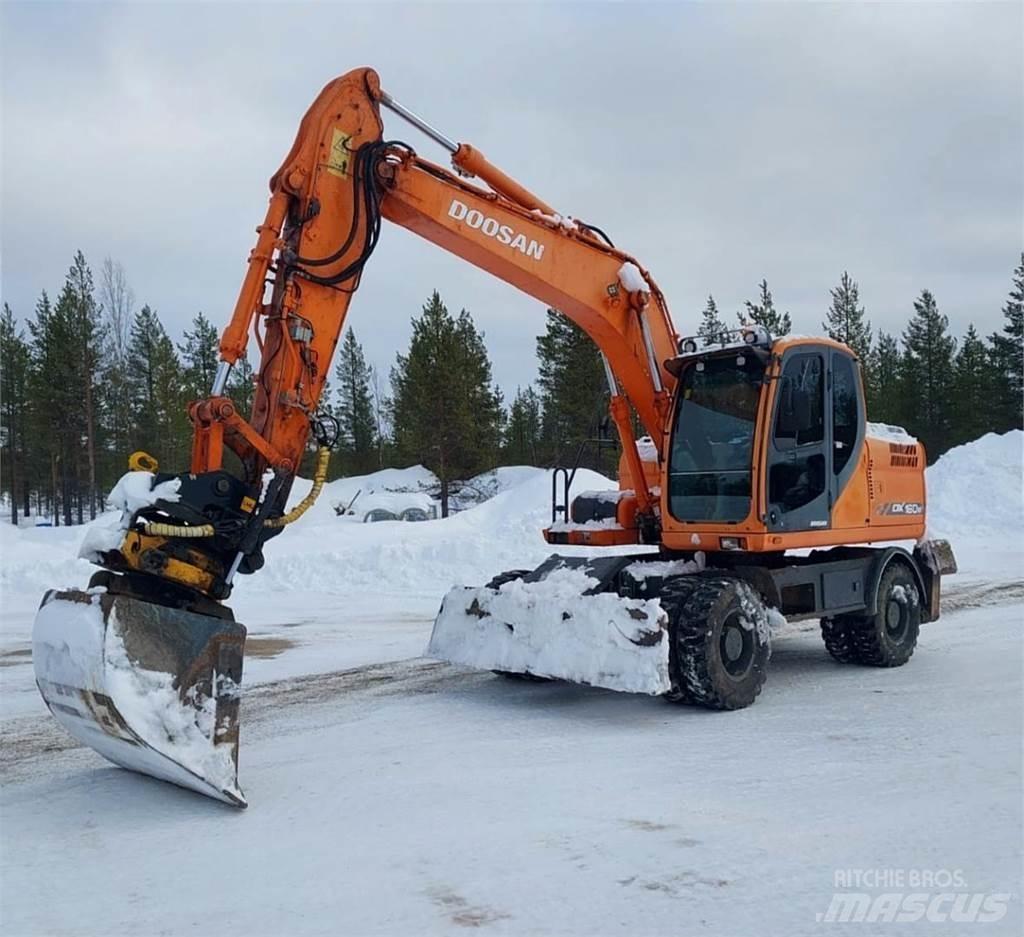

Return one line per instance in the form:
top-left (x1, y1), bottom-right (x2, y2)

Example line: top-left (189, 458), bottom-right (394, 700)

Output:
top-left (667, 578), bottom-right (771, 710)
top-left (821, 562), bottom-right (921, 667)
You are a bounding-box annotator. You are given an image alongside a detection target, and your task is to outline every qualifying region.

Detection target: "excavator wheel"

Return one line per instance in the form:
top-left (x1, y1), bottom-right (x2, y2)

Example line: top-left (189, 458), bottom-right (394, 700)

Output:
top-left (658, 576), bottom-right (704, 703)
top-left (485, 569), bottom-right (552, 682)
top-left (666, 577), bottom-right (770, 710)
top-left (820, 561), bottom-right (921, 667)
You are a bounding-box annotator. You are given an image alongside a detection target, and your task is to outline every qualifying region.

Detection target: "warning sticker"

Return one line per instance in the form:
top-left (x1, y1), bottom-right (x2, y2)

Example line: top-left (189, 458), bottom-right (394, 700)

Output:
top-left (327, 128), bottom-right (352, 178)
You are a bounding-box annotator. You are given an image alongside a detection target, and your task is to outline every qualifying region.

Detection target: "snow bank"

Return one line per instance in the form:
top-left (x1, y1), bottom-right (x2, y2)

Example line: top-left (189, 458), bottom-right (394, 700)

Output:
top-left (429, 565), bottom-right (671, 694)
top-left (927, 431), bottom-right (1023, 540)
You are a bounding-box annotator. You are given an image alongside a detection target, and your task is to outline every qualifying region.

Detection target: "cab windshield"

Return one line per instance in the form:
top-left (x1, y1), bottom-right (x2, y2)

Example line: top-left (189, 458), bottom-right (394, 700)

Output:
top-left (668, 353), bottom-right (764, 522)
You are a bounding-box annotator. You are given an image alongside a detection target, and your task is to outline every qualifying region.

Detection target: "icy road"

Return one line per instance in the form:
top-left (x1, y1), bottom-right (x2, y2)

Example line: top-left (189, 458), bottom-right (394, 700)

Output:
top-left (2, 588), bottom-right (1021, 936)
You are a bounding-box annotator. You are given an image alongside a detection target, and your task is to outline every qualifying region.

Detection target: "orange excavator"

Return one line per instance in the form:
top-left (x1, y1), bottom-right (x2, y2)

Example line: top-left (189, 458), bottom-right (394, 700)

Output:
top-left (32, 68), bottom-right (955, 806)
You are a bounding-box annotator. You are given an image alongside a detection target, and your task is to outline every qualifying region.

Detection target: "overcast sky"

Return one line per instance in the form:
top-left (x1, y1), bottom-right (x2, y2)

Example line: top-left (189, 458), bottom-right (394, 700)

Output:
top-left (2, 1), bottom-right (1021, 397)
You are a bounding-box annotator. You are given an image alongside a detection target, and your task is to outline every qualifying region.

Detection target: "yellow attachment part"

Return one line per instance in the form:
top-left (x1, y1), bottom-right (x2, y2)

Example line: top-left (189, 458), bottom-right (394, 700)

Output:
top-left (263, 447), bottom-right (330, 529)
top-left (129, 451), bottom-right (159, 472)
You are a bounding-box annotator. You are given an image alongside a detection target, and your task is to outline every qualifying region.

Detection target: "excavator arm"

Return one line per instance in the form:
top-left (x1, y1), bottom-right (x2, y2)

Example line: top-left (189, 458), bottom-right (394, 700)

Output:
top-left (198, 66), bottom-right (678, 575)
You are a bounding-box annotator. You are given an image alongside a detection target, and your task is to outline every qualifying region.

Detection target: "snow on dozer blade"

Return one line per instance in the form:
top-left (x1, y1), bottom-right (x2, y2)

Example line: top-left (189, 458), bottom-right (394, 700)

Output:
top-left (32, 587), bottom-right (247, 807)
top-left (428, 567), bottom-right (672, 695)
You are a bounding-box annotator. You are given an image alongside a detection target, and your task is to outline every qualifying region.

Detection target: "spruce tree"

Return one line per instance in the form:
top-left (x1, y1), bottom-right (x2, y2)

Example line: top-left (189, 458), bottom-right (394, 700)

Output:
top-left (697, 295), bottom-right (727, 344)
top-left (180, 312), bottom-right (220, 401)
top-left (951, 325), bottom-right (992, 446)
top-left (738, 279), bottom-right (791, 336)
top-left (536, 309), bottom-right (612, 472)
top-left (902, 290), bottom-right (956, 461)
top-left (333, 329), bottom-right (377, 475)
top-left (504, 386), bottom-right (542, 465)
top-left (390, 291), bottom-right (502, 516)
top-left (989, 252), bottom-right (1024, 431)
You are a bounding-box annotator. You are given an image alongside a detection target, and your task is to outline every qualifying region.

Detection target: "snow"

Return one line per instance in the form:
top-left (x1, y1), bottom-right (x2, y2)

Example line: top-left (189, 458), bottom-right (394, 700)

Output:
top-left (1, 434), bottom-right (1022, 933)
top-left (430, 565), bottom-right (671, 694)
top-left (530, 208), bottom-right (578, 233)
top-left (617, 261), bottom-right (650, 293)
top-left (78, 470), bottom-right (182, 562)
top-left (866, 421), bottom-right (918, 444)
top-left (546, 517), bottom-right (624, 533)
top-left (635, 435), bottom-right (658, 462)
top-left (623, 552), bottom-right (705, 580)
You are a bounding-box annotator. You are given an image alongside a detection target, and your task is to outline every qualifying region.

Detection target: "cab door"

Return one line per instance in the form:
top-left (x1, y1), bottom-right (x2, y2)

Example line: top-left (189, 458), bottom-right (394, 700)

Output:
top-left (828, 348), bottom-right (866, 513)
top-left (765, 347), bottom-right (830, 532)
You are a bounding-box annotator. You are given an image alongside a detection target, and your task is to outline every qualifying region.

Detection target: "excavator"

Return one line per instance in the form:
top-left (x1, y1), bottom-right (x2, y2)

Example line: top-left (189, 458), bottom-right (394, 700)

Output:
top-left (32, 67), bottom-right (956, 807)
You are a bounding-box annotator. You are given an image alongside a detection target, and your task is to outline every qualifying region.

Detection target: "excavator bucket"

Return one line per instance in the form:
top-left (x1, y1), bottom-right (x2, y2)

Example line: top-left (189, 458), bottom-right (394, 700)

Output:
top-left (428, 563), bottom-right (672, 695)
top-left (32, 587), bottom-right (247, 807)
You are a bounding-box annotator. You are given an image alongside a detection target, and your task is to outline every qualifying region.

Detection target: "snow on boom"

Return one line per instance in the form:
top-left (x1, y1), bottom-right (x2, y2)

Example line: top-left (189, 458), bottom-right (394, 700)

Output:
top-left (447, 199), bottom-right (545, 260)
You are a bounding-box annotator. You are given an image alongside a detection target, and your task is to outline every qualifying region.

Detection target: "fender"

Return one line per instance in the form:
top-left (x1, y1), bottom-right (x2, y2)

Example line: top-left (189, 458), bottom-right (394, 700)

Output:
top-left (864, 546), bottom-right (931, 622)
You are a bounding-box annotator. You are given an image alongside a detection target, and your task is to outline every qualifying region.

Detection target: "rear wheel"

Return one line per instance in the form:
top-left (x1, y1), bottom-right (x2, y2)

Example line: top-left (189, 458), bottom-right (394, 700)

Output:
top-left (666, 577), bottom-right (771, 710)
top-left (821, 562), bottom-right (921, 667)
top-left (485, 570), bottom-right (550, 682)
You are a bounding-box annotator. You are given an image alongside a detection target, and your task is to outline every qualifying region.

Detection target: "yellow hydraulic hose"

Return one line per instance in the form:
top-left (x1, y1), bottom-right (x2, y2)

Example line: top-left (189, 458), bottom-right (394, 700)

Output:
top-left (263, 447), bottom-right (330, 529)
top-left (142, 447), bottom-right (330, 537)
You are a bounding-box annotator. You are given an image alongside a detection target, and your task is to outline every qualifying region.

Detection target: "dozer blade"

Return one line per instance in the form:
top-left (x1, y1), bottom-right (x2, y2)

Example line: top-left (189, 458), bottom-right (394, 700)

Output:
top-left (428, 574), bottom-right (671, 695)
top-left (32, 586), bottom-right (247, 807)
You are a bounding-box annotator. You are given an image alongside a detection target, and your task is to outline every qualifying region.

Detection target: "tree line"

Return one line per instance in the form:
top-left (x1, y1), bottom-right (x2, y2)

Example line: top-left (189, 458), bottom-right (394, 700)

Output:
top-left (2, 253), bottom-right (1021, 524)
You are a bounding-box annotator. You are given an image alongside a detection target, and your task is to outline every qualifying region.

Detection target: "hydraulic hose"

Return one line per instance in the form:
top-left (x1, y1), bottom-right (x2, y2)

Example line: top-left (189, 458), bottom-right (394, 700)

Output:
top-left (141, 446), bottom-right (331, 537)
top-left (262, 447), bottom-right (330, 529)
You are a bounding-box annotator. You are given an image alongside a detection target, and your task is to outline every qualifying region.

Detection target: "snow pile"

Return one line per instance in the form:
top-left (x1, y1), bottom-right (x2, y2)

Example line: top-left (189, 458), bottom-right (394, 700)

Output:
top-left (79, 471), bottom-right (182, 562)
top-left (429, 564), bottom-right (671, 694)
top-left (927, 431), bottom-right (1023, 541)
top-left (617, 261), bottom-right (650, 293)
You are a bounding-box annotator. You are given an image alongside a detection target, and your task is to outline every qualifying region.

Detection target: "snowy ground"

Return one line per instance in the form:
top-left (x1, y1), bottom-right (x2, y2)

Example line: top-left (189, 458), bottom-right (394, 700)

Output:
top-left (1, 435), bottom-right (1021, 934)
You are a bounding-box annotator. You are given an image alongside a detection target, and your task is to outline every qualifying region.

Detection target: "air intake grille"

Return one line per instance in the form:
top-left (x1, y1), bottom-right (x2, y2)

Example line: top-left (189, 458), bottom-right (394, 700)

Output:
top-left (888, 442), bottom-right (919, 468)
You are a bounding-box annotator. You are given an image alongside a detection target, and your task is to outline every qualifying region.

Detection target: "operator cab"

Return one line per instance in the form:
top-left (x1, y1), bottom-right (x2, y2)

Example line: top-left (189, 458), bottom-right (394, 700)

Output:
top-left (665, 330), bottom-right (865, 534)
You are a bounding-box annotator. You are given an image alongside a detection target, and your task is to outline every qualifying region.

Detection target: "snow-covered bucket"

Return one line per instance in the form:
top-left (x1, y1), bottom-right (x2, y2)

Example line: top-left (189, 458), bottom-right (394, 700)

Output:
top-left (32, 587), bottom-right (247, 806)
top-left (428, 566), bottom-right (671, 695)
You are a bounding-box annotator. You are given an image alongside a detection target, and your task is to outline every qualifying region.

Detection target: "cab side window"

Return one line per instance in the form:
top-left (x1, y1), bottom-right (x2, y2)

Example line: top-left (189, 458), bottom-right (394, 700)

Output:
top-left (773, 355), bottom-right (823, 445)
top-left (832, 355), bottom-right (859, 475)
top-left (769, 354), bottom-right (825, 513)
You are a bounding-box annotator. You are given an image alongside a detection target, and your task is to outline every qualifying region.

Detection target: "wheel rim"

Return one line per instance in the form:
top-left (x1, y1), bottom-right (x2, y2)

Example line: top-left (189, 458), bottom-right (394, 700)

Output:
top-left (885, 596), bottom-right (909, 641)
top-left (719, 611), bottom-right (755, 678)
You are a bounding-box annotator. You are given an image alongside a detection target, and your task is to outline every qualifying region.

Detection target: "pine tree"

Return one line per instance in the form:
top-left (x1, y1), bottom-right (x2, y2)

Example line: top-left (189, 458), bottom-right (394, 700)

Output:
top-left (228, 354), bottom-right (256, 418)
top-left (867, 331), bottom-right (906, 427)
top-left (504, 386), bottom-right (542, 465)
top-left (738, 279), bottom-right (791, 336)
top-left (823, 271), bottom-right (872, 360)
top-left (536, 309), bottom-right (612, 472)
top-left (951, 325), bottom-right (992, 446)
top-left (0, 304), bottom-right (31, 523)
top-left (180, 312), bottom-right (220, 401)
top-left (333, 329), bottom-right (378, 475)
top-left (98, 258), bottom-right (135, 489)
top-left (63, 252), bottom-right (105, 518)
top-left (127, 306), bottom-right (189, 467)
top-left (902, 290), bottom-right (956, 461)
top-left (390, 291), bottom-right (502, 516)
top-left (989, 252), bottom-right (1023, 431)
top-left (28, 290), bottom-right (75, 524)
top-left (697, 295), bottom-right (727, 344)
